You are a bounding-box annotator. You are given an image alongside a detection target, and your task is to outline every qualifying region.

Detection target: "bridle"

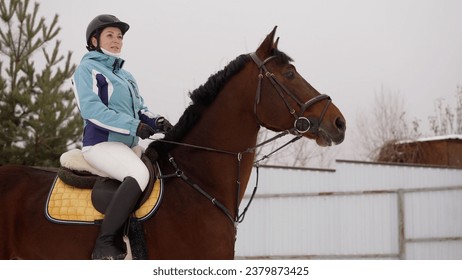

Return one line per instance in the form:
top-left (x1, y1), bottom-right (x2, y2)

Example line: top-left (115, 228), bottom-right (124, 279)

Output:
top-left (153, 52), bottom-right (335, 230)
top-left (249, 52), bottom-right (331, 135)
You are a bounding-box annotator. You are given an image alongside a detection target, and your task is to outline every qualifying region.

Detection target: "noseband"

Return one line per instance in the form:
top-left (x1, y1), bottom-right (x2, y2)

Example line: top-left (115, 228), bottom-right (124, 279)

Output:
top-left (250, 52), bottom-right (331, 135)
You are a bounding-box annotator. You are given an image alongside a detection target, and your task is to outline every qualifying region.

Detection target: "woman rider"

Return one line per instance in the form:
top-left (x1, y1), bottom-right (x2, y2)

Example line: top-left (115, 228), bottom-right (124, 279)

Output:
top-left (72, 14), bottom-right (172, 260)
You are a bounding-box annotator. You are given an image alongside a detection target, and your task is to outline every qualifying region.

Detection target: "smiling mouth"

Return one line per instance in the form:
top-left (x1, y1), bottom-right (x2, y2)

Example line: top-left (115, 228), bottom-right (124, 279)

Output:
top-left (108, 45), bottom-right (120, 50)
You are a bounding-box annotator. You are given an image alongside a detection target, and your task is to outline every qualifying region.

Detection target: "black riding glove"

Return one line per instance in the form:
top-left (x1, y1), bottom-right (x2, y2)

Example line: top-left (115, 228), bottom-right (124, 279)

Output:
top-left (156, 117), bottom-right (173, 132)
top-left (136, 123), bottom-right (156, 139)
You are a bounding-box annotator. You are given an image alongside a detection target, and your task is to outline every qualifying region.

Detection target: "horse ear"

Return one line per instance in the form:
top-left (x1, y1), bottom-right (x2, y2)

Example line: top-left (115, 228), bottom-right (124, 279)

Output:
top-left (256, 26), bottom-right (278, 58)
top-left (272, 37), bottom-right (280, 50)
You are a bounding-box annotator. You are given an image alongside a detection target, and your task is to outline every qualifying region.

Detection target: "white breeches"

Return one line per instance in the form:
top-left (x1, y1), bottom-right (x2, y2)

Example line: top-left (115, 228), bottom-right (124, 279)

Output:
top-left (82, 142), bottom-right (149, 191)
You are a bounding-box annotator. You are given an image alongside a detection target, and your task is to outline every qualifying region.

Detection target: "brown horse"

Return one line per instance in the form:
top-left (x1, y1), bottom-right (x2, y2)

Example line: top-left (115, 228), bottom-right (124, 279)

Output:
top-left (0, 27), bottom-right (346, 259)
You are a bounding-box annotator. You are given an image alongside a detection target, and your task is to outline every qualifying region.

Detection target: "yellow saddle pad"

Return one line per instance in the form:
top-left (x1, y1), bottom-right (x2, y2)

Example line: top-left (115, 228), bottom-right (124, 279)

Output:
top-left (45, 177), bottom-right (162, 224)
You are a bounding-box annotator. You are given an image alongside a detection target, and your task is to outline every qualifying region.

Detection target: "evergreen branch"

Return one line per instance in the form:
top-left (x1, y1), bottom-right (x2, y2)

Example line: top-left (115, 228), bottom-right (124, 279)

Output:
top-left (0, 0), bottom-right (81, 166)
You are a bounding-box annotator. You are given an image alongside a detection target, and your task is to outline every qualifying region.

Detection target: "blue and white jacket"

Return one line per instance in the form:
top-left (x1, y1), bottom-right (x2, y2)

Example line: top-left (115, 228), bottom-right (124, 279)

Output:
top-left (72, 51), bottom-right (160, 148)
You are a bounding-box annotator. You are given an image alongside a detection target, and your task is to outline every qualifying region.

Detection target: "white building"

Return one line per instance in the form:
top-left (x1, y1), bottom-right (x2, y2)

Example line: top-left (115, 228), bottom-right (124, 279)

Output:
top-left (235, 160), bottom-right (462, 259)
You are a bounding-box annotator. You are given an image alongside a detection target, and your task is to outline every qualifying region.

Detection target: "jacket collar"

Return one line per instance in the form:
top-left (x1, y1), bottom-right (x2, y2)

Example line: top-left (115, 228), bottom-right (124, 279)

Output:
top-left (84, 51), bottom-right (125, 72)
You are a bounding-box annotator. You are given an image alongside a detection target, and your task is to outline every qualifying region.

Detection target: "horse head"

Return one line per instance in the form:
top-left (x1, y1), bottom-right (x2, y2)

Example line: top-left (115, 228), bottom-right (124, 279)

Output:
top-left (251, 26), bottom-right (346, 146)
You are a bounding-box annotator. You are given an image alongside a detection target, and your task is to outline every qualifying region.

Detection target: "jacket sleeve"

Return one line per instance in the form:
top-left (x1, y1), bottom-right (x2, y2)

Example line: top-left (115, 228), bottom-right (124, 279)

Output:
top-left (72, 64), bottom-right (140, 136)
top-left (138, 94), bottom-right (162, 131)
top-left (127, 73), bottom-right (162, 131)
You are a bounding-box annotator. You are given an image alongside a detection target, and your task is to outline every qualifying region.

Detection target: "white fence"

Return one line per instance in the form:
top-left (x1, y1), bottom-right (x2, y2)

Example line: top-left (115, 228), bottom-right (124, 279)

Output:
top-left (235, 160), bottom-right (462, 259)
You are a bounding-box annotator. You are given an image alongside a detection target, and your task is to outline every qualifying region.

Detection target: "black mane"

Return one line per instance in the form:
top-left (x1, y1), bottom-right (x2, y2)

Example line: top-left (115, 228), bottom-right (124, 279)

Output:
top-left (147, 50), bottom-right (292, 157)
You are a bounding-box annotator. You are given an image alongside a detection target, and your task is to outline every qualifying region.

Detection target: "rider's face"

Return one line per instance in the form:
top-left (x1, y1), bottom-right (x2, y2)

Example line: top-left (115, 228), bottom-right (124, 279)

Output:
top-left (92, 26), bottom-right (124, 53)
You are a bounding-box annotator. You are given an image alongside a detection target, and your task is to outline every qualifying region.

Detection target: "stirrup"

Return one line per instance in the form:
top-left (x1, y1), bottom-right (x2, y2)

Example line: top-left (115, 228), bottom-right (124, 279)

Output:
top-left (91, 235), bottom-right (127, 260)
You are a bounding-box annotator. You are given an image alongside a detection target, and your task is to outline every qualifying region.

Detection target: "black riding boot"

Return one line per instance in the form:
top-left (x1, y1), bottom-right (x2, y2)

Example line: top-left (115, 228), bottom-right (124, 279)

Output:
top-left (91, 176), bottom-right (142, 260)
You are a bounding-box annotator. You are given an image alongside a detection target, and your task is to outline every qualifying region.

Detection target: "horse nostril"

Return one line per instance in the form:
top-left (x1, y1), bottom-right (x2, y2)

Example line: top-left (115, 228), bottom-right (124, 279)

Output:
top-left (334, 117), bottom-right (346, 132)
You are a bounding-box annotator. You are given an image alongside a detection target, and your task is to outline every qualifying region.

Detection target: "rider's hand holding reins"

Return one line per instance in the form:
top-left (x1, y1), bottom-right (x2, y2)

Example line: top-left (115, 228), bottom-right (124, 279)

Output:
top-left (156, 117), bottom-right (173, 132)
top-left (136, 123), bottom-right (156, 139)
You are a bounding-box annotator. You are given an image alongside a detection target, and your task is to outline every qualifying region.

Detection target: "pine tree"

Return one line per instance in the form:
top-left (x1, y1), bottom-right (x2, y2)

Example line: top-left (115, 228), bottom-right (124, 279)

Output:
top-left (0, 0), bottom-right (82, 167)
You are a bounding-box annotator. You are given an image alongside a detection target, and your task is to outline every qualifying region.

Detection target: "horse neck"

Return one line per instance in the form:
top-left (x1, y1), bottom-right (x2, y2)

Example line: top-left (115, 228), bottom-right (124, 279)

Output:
top-left (174, 66), bottom-right (259, 204)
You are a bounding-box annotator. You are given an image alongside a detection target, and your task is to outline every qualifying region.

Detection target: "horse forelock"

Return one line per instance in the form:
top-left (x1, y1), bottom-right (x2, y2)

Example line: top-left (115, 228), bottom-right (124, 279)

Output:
top-left (271, 48), bottom-right (293, 64)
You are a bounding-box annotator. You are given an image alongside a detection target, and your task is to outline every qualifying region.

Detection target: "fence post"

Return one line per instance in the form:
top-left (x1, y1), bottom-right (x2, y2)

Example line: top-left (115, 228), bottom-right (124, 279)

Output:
top-left (397, 189), bottom-right (406, 259)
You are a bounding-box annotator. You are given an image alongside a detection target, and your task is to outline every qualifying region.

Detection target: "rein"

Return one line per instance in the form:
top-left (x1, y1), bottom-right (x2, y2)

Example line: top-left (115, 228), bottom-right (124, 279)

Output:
top-left (150, 129), bottom-right (297, 226)
top-left (150, 52), bottom-right (331, 228)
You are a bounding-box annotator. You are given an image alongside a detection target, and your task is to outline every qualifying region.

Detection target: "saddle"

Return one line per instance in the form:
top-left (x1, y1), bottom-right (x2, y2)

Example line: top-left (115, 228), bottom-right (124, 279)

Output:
top-left (45, 149), bottom-right (163, 225)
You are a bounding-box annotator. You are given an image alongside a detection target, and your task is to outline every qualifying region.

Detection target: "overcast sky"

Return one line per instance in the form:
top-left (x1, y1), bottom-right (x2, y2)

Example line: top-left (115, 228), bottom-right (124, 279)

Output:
top-left (36, 0), bottom-right (462, 161)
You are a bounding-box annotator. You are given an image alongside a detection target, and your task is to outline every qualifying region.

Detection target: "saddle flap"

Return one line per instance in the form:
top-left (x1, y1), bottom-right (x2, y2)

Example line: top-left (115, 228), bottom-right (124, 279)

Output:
top-left (91, 178), bottom-right (120, 214)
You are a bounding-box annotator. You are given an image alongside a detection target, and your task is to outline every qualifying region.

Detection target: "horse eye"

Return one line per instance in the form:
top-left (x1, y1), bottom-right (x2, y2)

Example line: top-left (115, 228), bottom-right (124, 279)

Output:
top-left (284, 70), bottom-right (295, 80)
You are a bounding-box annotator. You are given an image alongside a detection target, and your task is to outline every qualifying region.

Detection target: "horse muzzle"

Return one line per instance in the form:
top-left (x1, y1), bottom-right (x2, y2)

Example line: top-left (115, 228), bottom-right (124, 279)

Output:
top-left (315, 115), bottom-right (346, 146)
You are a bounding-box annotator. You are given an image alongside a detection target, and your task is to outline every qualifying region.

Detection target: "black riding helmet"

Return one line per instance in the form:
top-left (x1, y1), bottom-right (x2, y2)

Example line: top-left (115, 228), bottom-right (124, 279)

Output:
top-left (86, 14), bottom-right (129, 51)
